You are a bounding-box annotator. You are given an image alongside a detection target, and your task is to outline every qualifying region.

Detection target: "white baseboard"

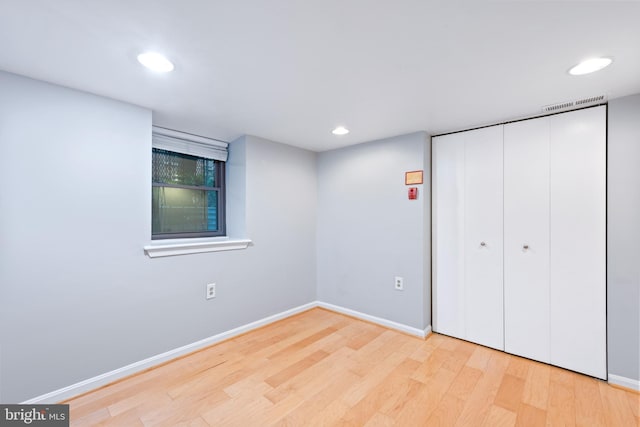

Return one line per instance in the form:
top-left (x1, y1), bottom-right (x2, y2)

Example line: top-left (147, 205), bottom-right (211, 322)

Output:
top-left (22, 302), bottom-right (317, 404)
top-left (608, 374), bottom-right (640, 391)
top-left (317, 301), bottom-right (431, 339)
top-left (22, 300), bottom-right (432, 404)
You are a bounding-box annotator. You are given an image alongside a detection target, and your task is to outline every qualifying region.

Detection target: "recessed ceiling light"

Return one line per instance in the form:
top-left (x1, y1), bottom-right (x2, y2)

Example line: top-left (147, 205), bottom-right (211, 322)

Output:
top-left (569, 57), bottom-right (612, 76)
top-left (137, 52), bottom-right (174, 73)
top-left (332, 126), bottom-right (349, 135)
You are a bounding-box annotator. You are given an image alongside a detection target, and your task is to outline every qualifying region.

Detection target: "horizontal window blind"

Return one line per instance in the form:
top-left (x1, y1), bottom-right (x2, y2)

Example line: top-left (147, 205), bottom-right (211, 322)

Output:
top-left (152, 126), bottom-right (228, 161)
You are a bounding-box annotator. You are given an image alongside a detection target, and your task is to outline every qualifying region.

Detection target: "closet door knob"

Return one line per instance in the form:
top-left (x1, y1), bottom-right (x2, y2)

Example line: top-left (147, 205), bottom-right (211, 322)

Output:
top-left (480, 242), bottom-right (486, 247)
top-left (523, 244), bottom-right (529, 250)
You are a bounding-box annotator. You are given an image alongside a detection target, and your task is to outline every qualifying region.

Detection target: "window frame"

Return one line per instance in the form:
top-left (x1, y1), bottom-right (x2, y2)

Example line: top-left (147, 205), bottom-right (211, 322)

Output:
top-left (151, 147), bottom-right (227, 240)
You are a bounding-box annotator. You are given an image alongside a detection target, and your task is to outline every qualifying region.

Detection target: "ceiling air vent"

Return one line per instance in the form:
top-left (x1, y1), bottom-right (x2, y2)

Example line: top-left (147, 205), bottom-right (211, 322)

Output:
top-left (542, 94), bottom-right (606, 113)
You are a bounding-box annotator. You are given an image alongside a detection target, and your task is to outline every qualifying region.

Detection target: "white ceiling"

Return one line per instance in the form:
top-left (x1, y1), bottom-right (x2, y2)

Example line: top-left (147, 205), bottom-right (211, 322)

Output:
top-left (1, 1), bottom-right (639, 151)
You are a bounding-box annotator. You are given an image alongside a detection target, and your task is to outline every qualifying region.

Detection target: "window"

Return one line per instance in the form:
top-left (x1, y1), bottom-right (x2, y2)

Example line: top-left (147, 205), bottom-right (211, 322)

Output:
top-left (151, 127), bottom-right (228, 239)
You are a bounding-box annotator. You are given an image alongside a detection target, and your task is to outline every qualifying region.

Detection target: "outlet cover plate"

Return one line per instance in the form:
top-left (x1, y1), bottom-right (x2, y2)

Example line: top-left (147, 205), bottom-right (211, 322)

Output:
top-left (206, 283), bottom-right (216, 299)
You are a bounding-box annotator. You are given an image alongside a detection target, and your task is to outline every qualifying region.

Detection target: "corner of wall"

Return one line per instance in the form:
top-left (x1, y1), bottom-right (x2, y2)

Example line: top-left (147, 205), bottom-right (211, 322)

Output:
top-left (226, 136), bottom-right (247, 238)
top-left (423, 132), bottom-right (432, 330)
top-left (606, 93), bottom-right (640, 383)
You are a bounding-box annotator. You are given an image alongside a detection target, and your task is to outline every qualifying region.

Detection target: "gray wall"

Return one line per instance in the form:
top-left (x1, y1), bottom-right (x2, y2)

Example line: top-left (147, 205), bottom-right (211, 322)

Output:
top-left (607, 95), bottom-right (640, 383)
top-left (316, 132), bottom-right (431, 330)
top-left (0, 72), bottom-right (317, 402)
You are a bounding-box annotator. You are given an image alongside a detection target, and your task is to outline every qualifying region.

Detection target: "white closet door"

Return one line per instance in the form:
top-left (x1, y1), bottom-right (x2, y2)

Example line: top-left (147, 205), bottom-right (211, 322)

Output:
top-left (550, 106), bottom-right (606, 379)
top-left (464, 126), bottom-right (504, 350)
top-left (432, 133), bottom-right (465, 339)
top-left (504, 118), bottom-right (550, 363)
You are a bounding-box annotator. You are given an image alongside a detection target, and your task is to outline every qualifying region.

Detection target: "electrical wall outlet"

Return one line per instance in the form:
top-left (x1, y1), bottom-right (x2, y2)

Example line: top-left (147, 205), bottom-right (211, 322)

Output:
top-left (206, 283), bottom-right (216, 299)
top-left (394, 276), bottom-right (404, 290)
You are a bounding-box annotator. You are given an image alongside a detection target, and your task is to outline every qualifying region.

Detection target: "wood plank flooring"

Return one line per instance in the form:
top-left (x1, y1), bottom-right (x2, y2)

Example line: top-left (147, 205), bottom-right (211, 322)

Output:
top-left (65, 308), bottom-right (639, 426)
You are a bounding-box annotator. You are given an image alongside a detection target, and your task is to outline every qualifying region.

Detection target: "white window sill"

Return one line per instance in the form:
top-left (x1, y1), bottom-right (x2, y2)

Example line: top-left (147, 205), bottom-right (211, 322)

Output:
top-left (144, 237), bottom-right (252, 258)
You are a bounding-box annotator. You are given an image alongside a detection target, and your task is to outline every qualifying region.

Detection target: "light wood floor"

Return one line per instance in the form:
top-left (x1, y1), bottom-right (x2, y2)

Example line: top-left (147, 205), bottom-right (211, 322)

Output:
top-left (66, 308), bottom-right (639, 426)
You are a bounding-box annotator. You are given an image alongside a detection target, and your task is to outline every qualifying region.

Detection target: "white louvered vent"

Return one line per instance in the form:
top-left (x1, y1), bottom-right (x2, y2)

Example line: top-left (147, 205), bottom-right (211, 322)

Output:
top-left (542, 94), bottom-right (607, 113)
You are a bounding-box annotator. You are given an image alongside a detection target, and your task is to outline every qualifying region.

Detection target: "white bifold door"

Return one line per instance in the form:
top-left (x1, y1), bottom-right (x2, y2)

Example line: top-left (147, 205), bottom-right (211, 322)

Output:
top-left (434, 106), bottom-right (606, 379)
top-left (503, 117), bottom-right (551, 364)
top-left (504, 107), bottom-right (606, 378)
top-left (548, 107), bottom-right (606, 379)
top-left (433, 126), bottom-right (504, 351)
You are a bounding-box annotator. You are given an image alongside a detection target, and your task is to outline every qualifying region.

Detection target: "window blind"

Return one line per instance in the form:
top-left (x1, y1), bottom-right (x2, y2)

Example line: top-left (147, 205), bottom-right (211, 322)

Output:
top-left (152, 126), bottom-right (228, 162)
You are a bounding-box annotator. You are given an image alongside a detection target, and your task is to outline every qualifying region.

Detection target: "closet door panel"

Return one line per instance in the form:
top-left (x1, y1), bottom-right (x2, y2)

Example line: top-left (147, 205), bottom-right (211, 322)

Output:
top-left (464, 126), bottom-right (504, 350)
top-left (550, 106), bottom-right (606, 379)
top-left (504, 118), bottom-right (550, 363)
top-left (432, 134), bottom-right (466, 339)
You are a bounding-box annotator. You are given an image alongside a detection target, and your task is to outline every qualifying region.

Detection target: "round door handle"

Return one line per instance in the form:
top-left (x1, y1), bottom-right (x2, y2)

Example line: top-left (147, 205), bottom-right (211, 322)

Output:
top-left (480, 242), bottom-right (486, 247)
top-left (523, 244), bottom-right (529, 250)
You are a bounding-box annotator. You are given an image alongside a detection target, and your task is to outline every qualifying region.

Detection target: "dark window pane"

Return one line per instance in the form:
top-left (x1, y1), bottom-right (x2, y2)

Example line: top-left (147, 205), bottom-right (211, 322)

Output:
top-left (152, 187), bottom-right (219, 234)
top-left (205, 158), bottom-right (216, 187)
top-left (207, 190), bottom-right (218, 230)
top-left (152, 149), bottom-right (216, 187)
